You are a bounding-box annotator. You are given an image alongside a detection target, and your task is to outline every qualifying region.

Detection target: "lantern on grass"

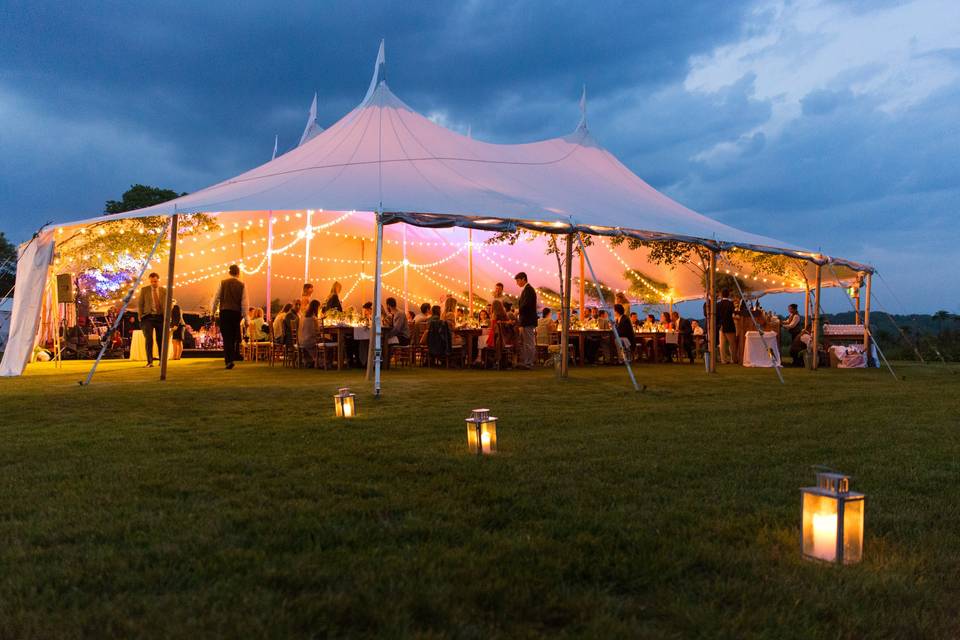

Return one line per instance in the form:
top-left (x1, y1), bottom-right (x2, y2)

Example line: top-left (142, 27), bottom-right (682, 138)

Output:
top-left (333, 387), bottom-right (357, 418)
top-left (465, 408), bottom-right (497, 455)
top-left (800, 470), bottom-right (865, 564)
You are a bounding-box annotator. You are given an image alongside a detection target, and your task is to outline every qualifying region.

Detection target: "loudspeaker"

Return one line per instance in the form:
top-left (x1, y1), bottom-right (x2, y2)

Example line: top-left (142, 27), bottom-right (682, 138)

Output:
top-left (56, 273), bottom-right (74, 303)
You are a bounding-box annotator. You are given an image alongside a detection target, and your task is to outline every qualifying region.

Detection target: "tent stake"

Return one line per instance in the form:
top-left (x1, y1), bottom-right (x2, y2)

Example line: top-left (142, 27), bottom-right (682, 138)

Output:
top-left (573, 226), bottom-right (640, 391)
top-left (159, 211), bottom-right (179, 381)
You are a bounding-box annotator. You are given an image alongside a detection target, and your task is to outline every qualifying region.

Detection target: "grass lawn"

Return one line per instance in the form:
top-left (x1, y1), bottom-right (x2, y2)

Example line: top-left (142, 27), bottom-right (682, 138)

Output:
top-left (1, 359), bottom-right (959, 639)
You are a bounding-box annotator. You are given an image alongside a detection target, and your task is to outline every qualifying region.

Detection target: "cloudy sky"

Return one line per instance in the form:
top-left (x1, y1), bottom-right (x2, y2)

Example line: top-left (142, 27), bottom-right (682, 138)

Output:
top-left (1, 0), bottom-right (958, 311)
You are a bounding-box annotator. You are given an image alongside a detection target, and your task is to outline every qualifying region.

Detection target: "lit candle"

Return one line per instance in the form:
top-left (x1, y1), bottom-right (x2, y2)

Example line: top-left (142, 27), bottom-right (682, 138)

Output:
top-left (480, 431), bottom-right (491, 454)
top-left (812, 512), bottom-right (838, 561)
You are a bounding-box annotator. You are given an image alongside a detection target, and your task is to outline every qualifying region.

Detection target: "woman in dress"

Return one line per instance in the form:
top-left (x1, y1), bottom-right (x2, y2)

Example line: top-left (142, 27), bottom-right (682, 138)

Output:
top-left (298, 300), bottom-right (322, 367)
top-left (323, 282), bottom-right (343, 314)
top-left (170, 304), bottom-right (186, 360)
top-left (442, 295), bottom-right (463, 346)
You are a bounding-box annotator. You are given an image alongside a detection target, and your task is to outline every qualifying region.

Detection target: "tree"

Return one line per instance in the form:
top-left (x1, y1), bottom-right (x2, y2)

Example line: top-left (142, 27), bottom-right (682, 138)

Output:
top-left (0, 231), bottom-right (16, 296)
top-left (486, 230), bottom-right (592, 308)
top-left (104, 184), bottom-right (185, 214)
top-left (55, 185), bottom-right (210, 307)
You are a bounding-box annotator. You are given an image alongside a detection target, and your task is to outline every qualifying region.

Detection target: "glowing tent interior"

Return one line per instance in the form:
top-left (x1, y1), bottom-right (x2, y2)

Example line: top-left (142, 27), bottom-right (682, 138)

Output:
top-left (0, 42), bottom-right (874, 378)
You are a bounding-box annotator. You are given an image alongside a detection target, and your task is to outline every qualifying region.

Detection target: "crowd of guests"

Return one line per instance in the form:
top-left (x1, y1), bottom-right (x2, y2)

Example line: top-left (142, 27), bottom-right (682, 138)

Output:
top-left (138, 264), bottom-right (807, 371)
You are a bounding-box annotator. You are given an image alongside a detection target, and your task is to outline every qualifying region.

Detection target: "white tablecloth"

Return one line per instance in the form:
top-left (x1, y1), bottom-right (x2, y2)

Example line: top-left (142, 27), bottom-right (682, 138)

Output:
top-left (742, 331), bottom-right (781, 368)
top-left (128, 330), bottom-right (160, 361)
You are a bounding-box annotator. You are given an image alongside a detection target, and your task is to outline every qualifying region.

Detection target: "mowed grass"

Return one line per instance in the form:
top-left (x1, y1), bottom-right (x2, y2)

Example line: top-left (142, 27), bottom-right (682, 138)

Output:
top-left (1, 359), bottom-right (959, 639)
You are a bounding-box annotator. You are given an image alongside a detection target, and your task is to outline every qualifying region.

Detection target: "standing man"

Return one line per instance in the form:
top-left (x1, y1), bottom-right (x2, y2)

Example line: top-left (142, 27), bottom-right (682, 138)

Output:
top-left (136, 272), bottom-right (167, 368)
top-left (211, 265), bottom-right (249, 370)
top-left (783, 303), bottom-right (803, 367)
top-left (717, 288), bottom-right (738, 364)
top-left (514, 272), bottom-right (537, 369)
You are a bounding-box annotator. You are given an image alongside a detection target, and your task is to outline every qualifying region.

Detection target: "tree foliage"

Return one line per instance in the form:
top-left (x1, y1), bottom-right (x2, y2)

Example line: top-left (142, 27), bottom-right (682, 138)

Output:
top-left (55, 185), bottom-right (211, 306)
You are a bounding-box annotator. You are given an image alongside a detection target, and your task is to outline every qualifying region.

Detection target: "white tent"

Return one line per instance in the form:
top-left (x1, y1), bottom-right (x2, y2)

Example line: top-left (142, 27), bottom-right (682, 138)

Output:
top-left (0, 42), bottom-right (873, 378)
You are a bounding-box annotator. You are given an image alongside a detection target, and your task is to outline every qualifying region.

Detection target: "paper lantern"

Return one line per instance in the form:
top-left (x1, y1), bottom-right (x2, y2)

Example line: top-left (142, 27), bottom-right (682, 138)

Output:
top-left (334, 387), bottom-right (357, 418)
top-left (465, 408), bottom-right (497, 455)
top-left (800, 471), bottom-right (865, 564)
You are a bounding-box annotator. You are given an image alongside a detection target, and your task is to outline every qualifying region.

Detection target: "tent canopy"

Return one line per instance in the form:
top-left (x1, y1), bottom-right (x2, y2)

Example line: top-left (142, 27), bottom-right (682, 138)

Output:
top-left (1, 42), bottom-right (874, 376)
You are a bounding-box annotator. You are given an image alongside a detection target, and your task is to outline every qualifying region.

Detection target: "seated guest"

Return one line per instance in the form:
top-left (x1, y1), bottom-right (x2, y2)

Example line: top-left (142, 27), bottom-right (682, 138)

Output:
top-left (413, 302), bottom-right (431, 324)
top-left (248, 307), bottom-right (269, 342)
top-left (300, 283), bottom-right (315, 313)
top-left (691, 320), bottom-right (704, 335)
top-left (385, 297), bottom-right (410, 345)
top-left (273, 303), bottom-right (293, 341)
top-left (596, 309), bottom-right (611, 330)
top-left (614, 303), bottom-right (635, 360)
top-left (282, 303), bottom-right (300, 346)
top-left (536, 307), bottom-right (556, 345)
top-left (642, 314), bottom-right (657, 331)
top-left (407, 310), bottom-right (416, 323)
top-left (503, 301), bottom-right (517, 322)
top-left (322, 282), bottom-right (343, 314)
top-left (477, 309), bottom-right (491, 326)
top-left (442, 296), bottom-right (463, 346)
top-left (630, 312), bottom-right (640, 331)
top-left (423, 304), bottom-right (452, 362)
top-left (660, 311), bottom-right (673, 331)
top-left (298, 300), bottom-right (322, 366)
top-left (485, 299), bottom-right (514, 349)
top-left (673, 310), bottom-right (694, 362)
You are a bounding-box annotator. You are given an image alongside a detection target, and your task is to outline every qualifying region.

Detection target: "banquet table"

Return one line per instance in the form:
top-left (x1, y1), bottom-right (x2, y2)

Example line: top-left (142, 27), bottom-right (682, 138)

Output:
top-left (454, 327), bottom-right (483, 363)
top-left (742, 331), bottom-right (782, 367)
top-left (551, 329), bottom-right (613, 366)
top-left (128, 329), bottom-right (159, 362)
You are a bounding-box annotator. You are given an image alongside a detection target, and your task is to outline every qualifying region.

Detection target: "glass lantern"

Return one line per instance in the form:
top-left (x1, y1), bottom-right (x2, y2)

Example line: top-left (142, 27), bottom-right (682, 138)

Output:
top-left (334, 387), bottom-right (357, 418)
top-left (465, 408), bottom-right (497, 455)
top-left (800, 471), bottom-right (865, 564)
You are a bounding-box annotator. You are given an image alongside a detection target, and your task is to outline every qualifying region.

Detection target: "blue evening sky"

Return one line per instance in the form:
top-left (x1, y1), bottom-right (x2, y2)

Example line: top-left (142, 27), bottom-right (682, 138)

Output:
top-left (1, 1), bottom-right (957, 312)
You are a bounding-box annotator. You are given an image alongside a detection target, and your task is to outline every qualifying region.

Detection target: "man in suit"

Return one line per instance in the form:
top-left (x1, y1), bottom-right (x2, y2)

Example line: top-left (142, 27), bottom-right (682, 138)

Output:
top-left (672, 310), bottom-right (694, 363)
top-left (717, 288), bottom-right (738, 364)
top-left (211, 264), bottom-right (249, 369)
top-left (614, 303), bottom-right (635, 362)
top-left (514, 272), bottom-right (537, 369)
top-left (136, 272), bottom-right (167, 367)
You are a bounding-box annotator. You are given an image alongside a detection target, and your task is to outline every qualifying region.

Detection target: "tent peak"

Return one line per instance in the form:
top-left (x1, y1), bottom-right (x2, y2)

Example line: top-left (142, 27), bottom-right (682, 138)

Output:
top-left (362, 40), bottom-right (387, 105)
top-left (577, 84), bottom-right (588, 132)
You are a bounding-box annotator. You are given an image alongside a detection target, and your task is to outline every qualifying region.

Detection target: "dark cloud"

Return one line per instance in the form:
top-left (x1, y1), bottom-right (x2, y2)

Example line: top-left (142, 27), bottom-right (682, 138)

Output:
top-left (0, 0), bottom-right (957, 310)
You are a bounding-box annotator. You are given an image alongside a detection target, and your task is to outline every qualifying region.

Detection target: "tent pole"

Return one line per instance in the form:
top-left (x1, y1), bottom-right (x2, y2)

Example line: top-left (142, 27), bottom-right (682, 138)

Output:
top-left (366, 210), bottom-right (384, 396)
top-left (159, 212), bottom-right (179, 381)
top-left (303, 209), bottom-right (312, 283)
top-left (560, 233), bottom-right (573, 378)
top-left (812, 264), bottom-right (822, 370)
top-left (265, 211), bottom-right (274, 322)
top-left (578, 238), bottom-right (585, 317)
top-left (804, 282), bottom-right (810, 331)
top-left (863, 272), bottom-right (872, 362)
top-left (574, 229), bottom-right (640, 391)
top-left (51, 277), bottom-right (61, 368)
top-left (402, 224), bottom-right (409, 316)
top-left (468, 229), bottom-right (474, 315)
top-left (854, 274), bottom-right (862, 325)
top-left (708, 250), bottom-right (717, 373)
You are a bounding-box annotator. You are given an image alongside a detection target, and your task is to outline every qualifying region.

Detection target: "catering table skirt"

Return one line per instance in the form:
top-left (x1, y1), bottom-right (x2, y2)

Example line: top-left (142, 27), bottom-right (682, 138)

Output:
top-left (742, 331), bottom-right (781, 368)
top-left (128, 330), bottom-right (160, 361)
